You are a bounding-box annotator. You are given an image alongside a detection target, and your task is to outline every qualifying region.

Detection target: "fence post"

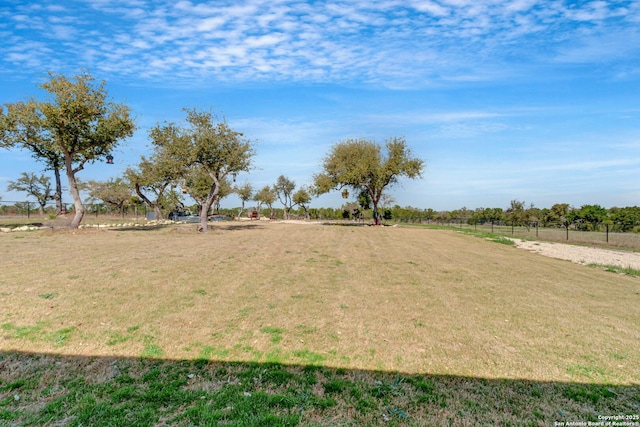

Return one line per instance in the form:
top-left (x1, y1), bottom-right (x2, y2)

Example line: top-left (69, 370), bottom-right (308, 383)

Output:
top-left (27, 202), bottom-right (31, 219)
top-left (606, 224), bottom-right (609, 243)
top-left (536, 221), bottom-right (538, 238)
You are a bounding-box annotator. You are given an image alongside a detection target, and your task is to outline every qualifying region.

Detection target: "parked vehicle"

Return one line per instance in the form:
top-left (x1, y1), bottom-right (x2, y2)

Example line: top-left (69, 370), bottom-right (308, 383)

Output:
top-left (168, 211), bottom-right (200, 222)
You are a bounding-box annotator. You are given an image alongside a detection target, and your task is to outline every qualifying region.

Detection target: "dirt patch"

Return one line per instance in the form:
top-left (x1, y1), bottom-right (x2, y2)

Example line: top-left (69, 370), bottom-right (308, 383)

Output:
top-left (510, 238), bottom-right (640, 269)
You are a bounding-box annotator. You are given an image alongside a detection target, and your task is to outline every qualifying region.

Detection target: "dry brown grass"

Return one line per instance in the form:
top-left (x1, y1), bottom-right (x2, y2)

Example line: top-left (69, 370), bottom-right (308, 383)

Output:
top-left (1, 222), bottom-right (639, 385)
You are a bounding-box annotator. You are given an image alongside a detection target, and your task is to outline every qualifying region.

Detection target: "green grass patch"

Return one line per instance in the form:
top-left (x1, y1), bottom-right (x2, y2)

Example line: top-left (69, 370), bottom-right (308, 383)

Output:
top-left (588, 263), bottom-right (640, 277)
top-left (455, 228), bottom-right (516, 245)
top-left (0, 353), bottom-right (639, 425)
top-left (260, 327), bottom-right (284, 344)
top-left (198, 345), bottom-right (230, 360)
top-left (1, 322), bottom-right (45, 340)
top-left (141, 336), bottom-right (164, 358)
top-left (47, 327), bottom-right (76, 347)
top-left (291, 349), bottom-right (326, 365)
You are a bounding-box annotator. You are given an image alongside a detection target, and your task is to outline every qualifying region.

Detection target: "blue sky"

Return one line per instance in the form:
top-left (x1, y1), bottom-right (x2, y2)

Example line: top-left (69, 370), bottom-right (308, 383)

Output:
top-left (1, 0), bottom-right (639, 211)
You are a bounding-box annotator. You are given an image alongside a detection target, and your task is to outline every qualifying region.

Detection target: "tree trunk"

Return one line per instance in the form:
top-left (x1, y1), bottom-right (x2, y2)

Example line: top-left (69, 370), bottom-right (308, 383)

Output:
top-left (199, 199), bottom-right (213, 232)
top-left (371, 197), bottom-right (381, 225)
top-left (199, 181), bottom-right (220, 233)
top-left (135, 184), bottom-right (163, 220)
top-left (238, 201), bottom-right (245, 218)
top-left (153, 205), bottom-right (162, 220)
top-left (53, 167), bottom-right (63, 213)
top-left (67, 175), bottom-right (85, 228)
top-left (65, 155), bottom-right (85, 228)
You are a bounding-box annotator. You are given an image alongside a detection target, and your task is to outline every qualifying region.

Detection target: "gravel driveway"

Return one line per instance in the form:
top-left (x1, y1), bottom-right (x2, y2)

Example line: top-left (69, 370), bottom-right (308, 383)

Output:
top-left (510, 238), bottom-right (640, 269)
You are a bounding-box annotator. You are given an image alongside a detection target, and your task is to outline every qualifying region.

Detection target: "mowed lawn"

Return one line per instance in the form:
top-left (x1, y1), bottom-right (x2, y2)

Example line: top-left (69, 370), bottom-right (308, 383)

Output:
top-left (1, 222), bottom-right (638, 385)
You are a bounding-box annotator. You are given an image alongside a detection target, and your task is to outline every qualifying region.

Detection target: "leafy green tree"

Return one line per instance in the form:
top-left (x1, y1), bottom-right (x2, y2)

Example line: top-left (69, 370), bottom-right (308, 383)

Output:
top-left (544, 203), bottom-right (572, 227)
top-left (574, 204), bottom-right (607, 231)
top-left (292, 186), bottom-right (313, 220)
top-left (7, 172), bottom-right (53, 216)
top-left (124, 129), bottom-right (184, 220)
top-left (341, 202), bottom-right (361, 220)
top-left (609, 206), bottom-right (640, 232)
top-left (506, 200), bottom-right (527, 226)
top-left (234, 182), bottom-right (253, 218)
top-left (357, 189), bottom-right (371, 211)
top-left (526, 204), bottom-right (541, 223)
top-left (1, 99), bottom-right (66, 212)
top-left (155, 108), bottom-right (254, 232)
top-left (274, 175), bottom-right (297, 219)
top-left (423, 208), bottom-right (436, 223)
top-left (181, 167), bottom-right (233, 217)
top-left (254, 185), bottom-right (277, 218)
top-left (314, 137), bottom-right (424, 225)
top-left (0, 72), bottom-right (135, 227)
top-left (85, 178), bottom-right (132, 216)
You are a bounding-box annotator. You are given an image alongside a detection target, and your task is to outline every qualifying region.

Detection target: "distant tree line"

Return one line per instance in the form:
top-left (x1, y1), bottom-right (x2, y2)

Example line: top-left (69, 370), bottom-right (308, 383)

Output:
top-left (387, 201), bottom-right (640, 233)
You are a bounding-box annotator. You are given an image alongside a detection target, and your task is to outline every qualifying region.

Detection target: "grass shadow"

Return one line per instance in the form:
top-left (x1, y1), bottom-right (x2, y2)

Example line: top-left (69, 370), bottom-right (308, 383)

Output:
top-left (109, 224), bottom-right (172, 232)
top-left (211, 222), bottom-right (265, 232)
top-left (1, 351), bottom-right (638, 426)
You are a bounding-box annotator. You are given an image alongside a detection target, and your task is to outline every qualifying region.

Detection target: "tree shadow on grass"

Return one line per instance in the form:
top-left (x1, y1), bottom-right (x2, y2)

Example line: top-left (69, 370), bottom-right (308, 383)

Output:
top-left (106, 222), bottom-right (266, 233)
top-left (1, 351), bottom-right (638, 426)
top-left (108, 224), bottom-right (173, 232)
top-left (210, 222), bottom-right (265, 232)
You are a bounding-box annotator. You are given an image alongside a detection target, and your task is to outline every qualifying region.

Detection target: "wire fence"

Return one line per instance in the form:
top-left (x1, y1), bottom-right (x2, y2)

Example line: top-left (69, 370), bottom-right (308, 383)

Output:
top-left (444, 221), bottom-right (640, 250)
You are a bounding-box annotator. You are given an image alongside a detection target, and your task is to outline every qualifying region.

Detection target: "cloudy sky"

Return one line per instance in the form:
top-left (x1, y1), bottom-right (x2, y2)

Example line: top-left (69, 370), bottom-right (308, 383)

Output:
top-left (1, 0), bottom-right (639, 211)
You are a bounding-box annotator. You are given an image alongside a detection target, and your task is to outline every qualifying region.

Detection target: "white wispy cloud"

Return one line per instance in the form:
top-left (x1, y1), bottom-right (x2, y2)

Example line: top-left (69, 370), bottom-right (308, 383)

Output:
top-left (0, 0), bottom-right (638, 87)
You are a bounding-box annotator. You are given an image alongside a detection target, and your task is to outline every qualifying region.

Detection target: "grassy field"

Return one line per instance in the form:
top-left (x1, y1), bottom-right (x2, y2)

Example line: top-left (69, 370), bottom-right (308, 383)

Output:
top-left (1, 221), bottom-right (639, 425)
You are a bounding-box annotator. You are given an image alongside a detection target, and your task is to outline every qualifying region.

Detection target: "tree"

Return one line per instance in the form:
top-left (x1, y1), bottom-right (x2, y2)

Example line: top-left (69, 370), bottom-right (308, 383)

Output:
top-left (544, 203), bottom-right (571, 227)
top-left (1, 100), bottom-right (66, 213)
top-left (157, 108), bottom-right (254, 232)
top-left (234, 182), bottom-right (253, 218)
top-left (274, 175), bottom-right (296, 219)
top-left (292, 186), bottom-right (313, 220)
top-left (357, 189), bottom-right (371, 211)
top-left (609, 206), bottom-right (640, 232)
top-left (314, 137), bottom-right (424, 225)
top-left (124, 128), bottom-right (185, 220)
top-left (85, 178), bottom-right (132, 216)
top-left (506, 200), bottom-right (527, 226)
top-left (7, 172), bottom-right (53, 215)
top-left (1, 72), bottom-right (135, 227)
top-left (181, 166), bottom-right (233, 217)
top-left (573, 204), bottom-right (607, 231)
top-left (254, 185), bottom-right (276, 218)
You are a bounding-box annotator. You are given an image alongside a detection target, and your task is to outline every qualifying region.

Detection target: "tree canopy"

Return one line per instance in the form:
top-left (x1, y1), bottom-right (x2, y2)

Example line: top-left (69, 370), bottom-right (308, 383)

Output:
top-left (86, 178), bottom-right (132, 216)
top-left (7, 172), bottom-right (53, 215)
top-left (254, 185), bottom-right (276, 218)
top-left (1, 71), bottom-right (135, 227)
top-left (313, 137), bottom-right (424, 224)
top-left (274, 175), bottom-right (297, 219)
top-left (155, 108), bottom-right (255, 231)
